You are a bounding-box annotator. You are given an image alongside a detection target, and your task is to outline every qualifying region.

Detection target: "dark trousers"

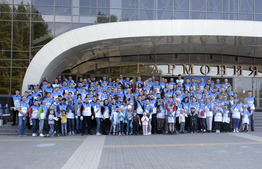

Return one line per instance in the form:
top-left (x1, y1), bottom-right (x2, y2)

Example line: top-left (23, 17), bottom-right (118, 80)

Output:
top-left (133, 121), bottom-right (139, 134)
top-left (44, 119), bottom-right (50, 134)
top-left (12, 110), bottom-right (18, 125)
top-left (100, 118), bottom-right (110, 135)
top-left (222, 122), bottom-right (230, 132)
top-left (190, 116), bottom-right (197, 132)
top-left (68, 118), bottom-right (75, 132)
top-left (82, 116), bottom-right (92, 134)
top-left (199, 118), bottom-right (206, 130)
top-left (215, 122), bottom-right (221, 130)
top-left (55, 118), bottom-right (61, 134)
top-left (250, 113), bottom-right (254, 130)
top-left (151, 114), bottom-right (157, 134)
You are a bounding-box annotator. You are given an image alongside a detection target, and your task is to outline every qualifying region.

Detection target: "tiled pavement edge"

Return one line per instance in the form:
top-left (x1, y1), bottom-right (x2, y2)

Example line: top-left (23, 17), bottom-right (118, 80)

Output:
top-left (62, 136), bottom-right (106, 169)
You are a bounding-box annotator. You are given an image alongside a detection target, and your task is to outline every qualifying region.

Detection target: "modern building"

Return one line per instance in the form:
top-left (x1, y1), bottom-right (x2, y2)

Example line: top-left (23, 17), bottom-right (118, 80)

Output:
top-left (1, 0), bottom-right (262, 106)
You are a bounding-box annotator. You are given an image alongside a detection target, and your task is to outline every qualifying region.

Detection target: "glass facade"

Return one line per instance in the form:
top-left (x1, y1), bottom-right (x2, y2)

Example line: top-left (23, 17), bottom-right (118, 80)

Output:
top-left (0, 0), bottom-right (261, 94)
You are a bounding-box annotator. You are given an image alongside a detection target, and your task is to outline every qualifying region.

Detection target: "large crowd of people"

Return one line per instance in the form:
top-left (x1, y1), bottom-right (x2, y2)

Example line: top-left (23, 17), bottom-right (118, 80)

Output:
top-left (11, 74), bottom-right (256, 137)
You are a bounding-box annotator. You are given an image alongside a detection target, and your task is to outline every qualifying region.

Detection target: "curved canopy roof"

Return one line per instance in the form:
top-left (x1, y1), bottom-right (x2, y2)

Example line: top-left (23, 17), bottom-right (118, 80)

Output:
top-left (22, 20), bottom-right (262, 92)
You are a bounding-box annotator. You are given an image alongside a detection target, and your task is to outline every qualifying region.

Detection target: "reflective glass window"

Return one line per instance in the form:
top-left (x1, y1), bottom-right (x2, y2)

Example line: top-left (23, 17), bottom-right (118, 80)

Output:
top-left (239, 0), bottom-right (253, 13)
top-left (0, 68), bottom-right (10, 95)
top-left (98, 0), bottom-right (110, 8)
top-left (255, 0), bottom-right (262, 13)
top-left (111, 0), bottom-right (121, 8)
top-left (55, 7), bottom-right (72, 15)
top-left (41, 15), bottom-right (55, 22)
top-left (97, 8), bottom-right (110, 16)
top-left (239, 14), bottom-right (253, 20)
top-left (223, 0), bottom-right (238, 13)
top-left (72, 16), bottom-right (79, 22)
top-left (174, 0), bottom-right (189, 11)
top-left (12, 52), bottom-right (29, 59)
top-left (110, 9), bottom-right (121, 21)
top-left (140, 10), bottom-right (155, 20)
top-left (255, 14), bottom-right (262, 21)
top-left (174, 11), bottom-right (189, 19)
top-left (207, 0), bottom-right (221, 12)
top-left (55, 0), bottom-right (72, 6)
top-left (190, 0), bottom-right (206, 12)
top-left (223, 13), bottom-right (238, 20)
top-left (12, 68), bottom-right (26, 94)
top-left (72, 8), bottom-right (79, 15)
top-left (79, 16), bottom-right (97, 23)
top-left (32, 0), bottom-right (54, 6)
top-left (33, 6), bottom-right (54, 15)
top-left (190, 12), bottom-right (206, 19)
top-left (31, 22), bottom-right (53, 47)
top-left (72, 0), bottom-right (79, 7)
top-left (0, 59), bottom-right (11, 67)
top-left (207, 12), bottom-right (222, 19)
top-left (80, 0), bottom-right (96, 7)
top-left (0, 52), bottom-right (11, 59)
top-left (14, 0), bottom-right (31, 4)
top-left (122, 0), bottom-right (139, 9)
top-left (80, 7), bottom-right (97, 16)
top-left (157, 10), bottom-right (173, 19)
top-left (122, 9), bottom-right (139, 20)
top-left (0, 21), bottom-right (11, 50)
top-left (55, 15), bottom-right (72, 22)
top-left (140, 0), bottom-right (155, 10)
top-left (13, 21), bottom-right (30, 51)
top-left (54, 23), bottom-right (72, 36)
top-left (157, 0), bottom-right (173, 10)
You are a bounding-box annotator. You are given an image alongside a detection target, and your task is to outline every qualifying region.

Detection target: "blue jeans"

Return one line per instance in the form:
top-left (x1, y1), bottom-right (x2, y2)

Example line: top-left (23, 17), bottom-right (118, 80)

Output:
top-left (75, 117), bottom-right (82, 133)
top-left (119, 121), bottom-right (124, 133)
top-left (61, 123), bottom-right (67, 134)
top-left (232, 118), bottom-right (240, 130)
top-left (18, 116), bottom-right (27, 135)
top-left (199, 118), bottom-right (206, 130)
top-left (96, 118), bottom-right (101, 132)
top-left (49, 124), bottom-right (54, 137)
top-left (39, 120), bottom-right (45, 134)
top-left (31, 119), bottom-right (38, 133)
top-left (126, 119), bottom-right (133, 133)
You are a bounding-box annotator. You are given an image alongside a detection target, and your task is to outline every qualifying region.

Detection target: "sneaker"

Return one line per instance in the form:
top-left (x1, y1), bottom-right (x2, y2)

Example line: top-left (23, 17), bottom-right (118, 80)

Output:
top-left (148, 132), bottom-right (151, 135)
top-left (46, 134), bottom-right (50, 137)
top-left (203, 129), bottom-right (206, 133)
top-left (122, 133), bottom-right (125, 136)
top-left (32, 133), bottom-right (37, 137)
top-left (40, 133), bottom-right (44, 137)
top-left (113, 133), bottom-right (115, 135)
top-left (96, 132), bottom-right (101, 136)
top-left (143, 133), bottom-right (145, 135)
top-left (236, 129), bottom-right (239, 133)
top-left (68, 132), bottom-right (72, 135)
top-left (72, 131), bottom-right (75, 135)
top-left (233, 129), bottom-right (236, 133)
top-left (119, 133), bottom-right (122, 136)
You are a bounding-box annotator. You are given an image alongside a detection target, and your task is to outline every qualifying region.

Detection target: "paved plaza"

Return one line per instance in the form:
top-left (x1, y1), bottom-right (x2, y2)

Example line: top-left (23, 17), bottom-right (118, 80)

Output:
top-left (1, 130), bottom-right (262, 169)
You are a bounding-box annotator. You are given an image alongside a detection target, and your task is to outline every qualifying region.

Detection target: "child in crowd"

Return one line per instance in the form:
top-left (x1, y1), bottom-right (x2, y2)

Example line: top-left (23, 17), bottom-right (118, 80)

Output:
top-left (241, 105), bottom-right (250, 132)
top-left (110, 106), bottom-right (119, 135)
top-left (126, 105), bottom-right (133, 135)
top-left (141, 112), bottom-right (149, 135)
top-left (60, 110), bottom-right (68, 136)
top-left (168, 104), bottom-right (176, 134)
top-left (132, 111), bottom-right (141, 135)
top-left (190, 107), bottom-right (197, 133)
top-left (48, 108), bottom-right (56, 138)
top-left (118, 107), bottom-right (125, 135)
top-left (179, 109), bottom-right (187, 133)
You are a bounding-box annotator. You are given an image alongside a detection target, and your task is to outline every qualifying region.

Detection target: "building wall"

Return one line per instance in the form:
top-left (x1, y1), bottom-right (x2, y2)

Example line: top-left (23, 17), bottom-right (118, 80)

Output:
top-left (1, 0), bottom-right (262, 94)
